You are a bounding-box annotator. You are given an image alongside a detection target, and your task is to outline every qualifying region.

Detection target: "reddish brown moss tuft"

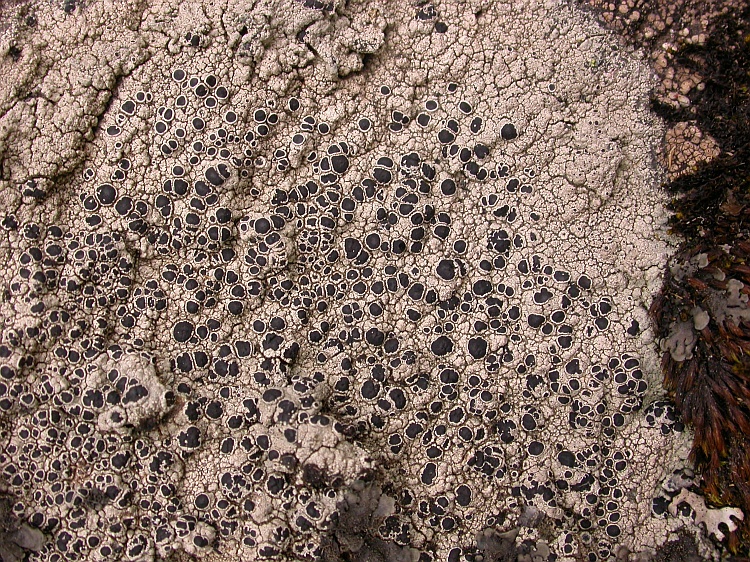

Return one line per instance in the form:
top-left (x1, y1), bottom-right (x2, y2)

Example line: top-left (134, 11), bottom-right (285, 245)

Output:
top-left (652, 238), bottom-right (750, 550)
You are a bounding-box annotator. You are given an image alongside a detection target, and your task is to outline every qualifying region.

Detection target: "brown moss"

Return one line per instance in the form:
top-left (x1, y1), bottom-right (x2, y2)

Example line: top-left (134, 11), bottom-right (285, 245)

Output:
top-left (652, 237), bottom-right (750, 551)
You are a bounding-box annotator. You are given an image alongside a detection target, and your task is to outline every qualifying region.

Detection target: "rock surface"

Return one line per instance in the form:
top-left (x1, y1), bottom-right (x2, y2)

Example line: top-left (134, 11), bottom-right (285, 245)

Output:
top-left (0, 0), bottom-right (727, 560)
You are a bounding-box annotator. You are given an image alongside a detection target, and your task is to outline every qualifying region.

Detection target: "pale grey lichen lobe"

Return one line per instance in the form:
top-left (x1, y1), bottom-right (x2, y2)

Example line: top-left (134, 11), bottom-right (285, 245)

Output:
top-left (0, 0), bottom-right (717, 560)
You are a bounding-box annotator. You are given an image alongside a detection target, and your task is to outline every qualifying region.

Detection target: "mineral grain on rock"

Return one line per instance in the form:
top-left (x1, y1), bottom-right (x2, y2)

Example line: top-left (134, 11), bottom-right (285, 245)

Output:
top-left (0, 0), bottom-right (722, 560)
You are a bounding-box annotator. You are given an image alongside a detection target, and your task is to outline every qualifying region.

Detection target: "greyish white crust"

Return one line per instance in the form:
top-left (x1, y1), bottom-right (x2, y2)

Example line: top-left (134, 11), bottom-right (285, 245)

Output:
top-left (0, 0), bottom-right (723, 560)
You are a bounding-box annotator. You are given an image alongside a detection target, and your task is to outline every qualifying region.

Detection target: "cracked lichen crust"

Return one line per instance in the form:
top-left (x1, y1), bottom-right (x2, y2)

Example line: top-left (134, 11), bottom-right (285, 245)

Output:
top-left (0, 0), bottom-right (706, 560)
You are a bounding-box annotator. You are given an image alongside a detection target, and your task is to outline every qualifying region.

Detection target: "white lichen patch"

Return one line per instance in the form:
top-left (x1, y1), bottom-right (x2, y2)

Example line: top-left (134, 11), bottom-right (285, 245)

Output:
top-left (669, 489), bottom-right (744, 542)
top-left (0, 0), bottom-right (708, 560)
